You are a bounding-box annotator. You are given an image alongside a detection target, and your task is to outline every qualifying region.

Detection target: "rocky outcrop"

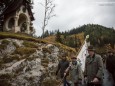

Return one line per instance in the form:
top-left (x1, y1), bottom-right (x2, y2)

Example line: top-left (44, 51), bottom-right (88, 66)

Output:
top-left (0, 38), bottom-right (65, 86)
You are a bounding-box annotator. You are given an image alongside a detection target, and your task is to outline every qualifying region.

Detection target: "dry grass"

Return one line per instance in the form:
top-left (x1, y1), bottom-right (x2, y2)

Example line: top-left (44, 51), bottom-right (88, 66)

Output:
top-left (0, 32), bottom-right (45, 43)
top-left (70, 32), bottom-right (84, 44)
top-left (13, 47), bottom-right (36, 56)
top-left (23, 41), bottom-right (38, 48)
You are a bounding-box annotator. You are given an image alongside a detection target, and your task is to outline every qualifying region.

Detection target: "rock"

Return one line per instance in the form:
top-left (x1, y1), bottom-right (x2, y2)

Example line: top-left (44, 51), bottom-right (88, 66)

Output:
top-left (0, 38), bottom-right (64, 86)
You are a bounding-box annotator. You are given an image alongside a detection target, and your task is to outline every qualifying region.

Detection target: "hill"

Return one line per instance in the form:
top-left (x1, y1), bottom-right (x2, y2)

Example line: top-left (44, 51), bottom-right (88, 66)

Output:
top-left (44, 24), bottom-right (115, 54)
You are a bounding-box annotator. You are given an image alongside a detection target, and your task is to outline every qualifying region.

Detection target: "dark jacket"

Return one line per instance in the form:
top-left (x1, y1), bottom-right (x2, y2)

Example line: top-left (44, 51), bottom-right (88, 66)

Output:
top-left (106, 54), bottom-right (115, 74)
top-left (84, 54), bottom-right (103, 84)
top-left (56, 60), bottom-right (69, 78)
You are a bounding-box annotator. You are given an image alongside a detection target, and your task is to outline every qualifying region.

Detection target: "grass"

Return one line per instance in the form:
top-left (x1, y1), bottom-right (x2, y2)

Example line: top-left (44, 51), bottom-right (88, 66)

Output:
top-left (0, 32), bottom-right (76, 55)
top-left (13, 47), bottom-right (36, 56)
top-left (1, 39), bottom-right (10, 45)
top-left (23, 41), bottom-right (38, 48)
top-left (0, 39), bottom-right (10, 50)
top-left (0, 32), bottom-right (45, 43)
top-left (41, 78), bottom-right (60, 86)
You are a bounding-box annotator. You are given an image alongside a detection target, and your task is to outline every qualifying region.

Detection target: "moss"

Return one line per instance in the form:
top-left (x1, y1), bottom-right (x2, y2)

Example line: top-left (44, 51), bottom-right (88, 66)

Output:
top-left (41, 58), bottom-right (49, 63)
top-left (41, 63), bottom-right (48, 67)
top-left (13, 42), bottom-right (19, 48)
top-left (0, 44), bottom-right (6, 49)
top-left (0, 32), bottom-right (46, 44)
top-left (1, 39), bottom-right (10, 45)
top-left (3, 55), bottom-right (14, 63)
top-left (0, 39), bottom-right (10, 50)
top-left (26, 56), bottom-right (34, 61)
top-left (23, 41), bottom-right (38, 48)
top-left (0, 73), bottom-right (13, 86)
top-left (42, 78), bottom-right (60, 86)
top-left (11, 55), bottom-right (20, 61)
top-left (41, 58), bottom-right (49, 67)
top-left (42, 47), bottom-right (51, 54)
top-left (0, 58), bottom-right (4, 68)
top-left (2, 55), bottom-right (20, 63)
top-left (13, 47), bottom-right (36, 56)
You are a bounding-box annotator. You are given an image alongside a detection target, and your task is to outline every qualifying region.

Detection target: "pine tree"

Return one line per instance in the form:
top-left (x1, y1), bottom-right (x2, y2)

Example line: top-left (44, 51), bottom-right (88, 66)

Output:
top-left (55, 29), bottom-right (62, 43)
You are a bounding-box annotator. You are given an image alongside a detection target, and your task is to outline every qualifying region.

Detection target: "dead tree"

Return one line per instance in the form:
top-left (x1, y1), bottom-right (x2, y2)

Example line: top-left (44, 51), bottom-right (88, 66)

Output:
top-left (40, 0), bottom-right (56, 38)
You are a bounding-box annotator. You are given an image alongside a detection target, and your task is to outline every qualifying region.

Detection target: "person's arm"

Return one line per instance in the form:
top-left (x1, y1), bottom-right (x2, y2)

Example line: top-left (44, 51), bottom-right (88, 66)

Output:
top-left (84, 58), bottom-right (87, 78)
top-left (96, 56), bottom-right (103, 79)
top-left (78, 64), bottom-right (83, 84)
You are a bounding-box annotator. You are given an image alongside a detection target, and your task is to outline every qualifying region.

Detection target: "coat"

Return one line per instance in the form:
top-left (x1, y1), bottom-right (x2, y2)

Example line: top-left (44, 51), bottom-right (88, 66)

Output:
top-left (84, 54), bottom-right (103, 84)
top-left (106, 54), bottom-right (115, 74)
top-left (69, 61), bottom-right (83, 86)
top-left (56, 60), bottom-right (69, 78)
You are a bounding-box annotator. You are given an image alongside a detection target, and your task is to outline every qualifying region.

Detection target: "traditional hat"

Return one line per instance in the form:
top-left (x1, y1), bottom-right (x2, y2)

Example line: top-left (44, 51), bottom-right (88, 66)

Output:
top-left (87, 45), bottom-right (95, 51)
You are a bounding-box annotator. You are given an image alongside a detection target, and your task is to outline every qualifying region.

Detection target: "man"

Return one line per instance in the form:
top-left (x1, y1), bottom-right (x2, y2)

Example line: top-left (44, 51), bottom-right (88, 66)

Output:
top-left (106, 51), bottom-right (115, 86)
top-left (65, 56), bottom-right (83, 86)
top-left (84, 45), bottom-right (103, 86)
top-left (56, 53), bottom-right (70, 86)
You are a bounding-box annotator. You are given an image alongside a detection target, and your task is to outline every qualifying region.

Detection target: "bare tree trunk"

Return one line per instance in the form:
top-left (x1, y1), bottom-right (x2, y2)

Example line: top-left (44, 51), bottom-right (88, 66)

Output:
top-left (41, 0), bottom-right (56, 38)
top-left (42, 0), bottom-right (47, 38)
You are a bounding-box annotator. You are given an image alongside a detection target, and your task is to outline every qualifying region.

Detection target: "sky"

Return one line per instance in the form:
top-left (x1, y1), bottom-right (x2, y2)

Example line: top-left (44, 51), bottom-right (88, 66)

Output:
top-left (32, 0), bottom-right (115, 36)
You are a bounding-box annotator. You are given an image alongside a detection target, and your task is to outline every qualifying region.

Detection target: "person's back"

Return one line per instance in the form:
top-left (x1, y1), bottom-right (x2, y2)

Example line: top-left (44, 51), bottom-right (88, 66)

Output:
top-left (106, 51), bottom-right (115, 85)
top-left (56, 54), bottom-right (70, 86)
top-left (58, 59), bottom-right (69, 78)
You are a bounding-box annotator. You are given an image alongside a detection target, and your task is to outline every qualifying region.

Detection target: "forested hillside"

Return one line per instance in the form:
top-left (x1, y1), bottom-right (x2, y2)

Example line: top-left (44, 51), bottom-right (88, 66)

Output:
top-left (44, 24), bottom-right (115, 53)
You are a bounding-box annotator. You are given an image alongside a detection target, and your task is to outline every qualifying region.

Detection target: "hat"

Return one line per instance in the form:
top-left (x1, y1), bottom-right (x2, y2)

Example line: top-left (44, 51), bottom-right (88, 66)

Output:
top-left (87, 45), bottom-right (95, 51)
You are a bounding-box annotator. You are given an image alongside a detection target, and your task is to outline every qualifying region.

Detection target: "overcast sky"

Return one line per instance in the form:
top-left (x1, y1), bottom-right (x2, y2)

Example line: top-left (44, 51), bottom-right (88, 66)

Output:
top-left (32, 0), bottom-right (115, 36)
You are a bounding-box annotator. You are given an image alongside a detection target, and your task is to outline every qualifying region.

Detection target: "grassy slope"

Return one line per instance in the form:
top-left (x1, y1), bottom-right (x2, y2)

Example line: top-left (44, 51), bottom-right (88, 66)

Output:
top-left (0, 32), bottom-right (76, 53)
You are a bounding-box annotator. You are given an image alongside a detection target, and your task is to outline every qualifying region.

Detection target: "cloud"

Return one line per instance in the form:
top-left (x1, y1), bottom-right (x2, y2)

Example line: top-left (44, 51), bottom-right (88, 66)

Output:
top-left (33, 0), bottom-right (115, 36)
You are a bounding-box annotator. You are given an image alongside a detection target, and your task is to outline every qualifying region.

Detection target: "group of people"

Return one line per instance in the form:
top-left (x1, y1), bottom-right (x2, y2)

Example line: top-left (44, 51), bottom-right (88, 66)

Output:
top-left (56, 45), bottom-right (115, 86)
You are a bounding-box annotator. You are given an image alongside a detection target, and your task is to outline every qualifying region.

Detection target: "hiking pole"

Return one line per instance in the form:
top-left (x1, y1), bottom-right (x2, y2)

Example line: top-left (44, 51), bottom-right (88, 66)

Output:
top-left (58, 74), bottom-right (66, 86)
top-left (58, 65), bottom-right (71, 86)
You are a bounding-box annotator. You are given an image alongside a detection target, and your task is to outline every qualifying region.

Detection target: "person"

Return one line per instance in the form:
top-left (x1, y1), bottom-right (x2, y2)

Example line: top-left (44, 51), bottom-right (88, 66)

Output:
top-left (56, 53), bottom-right (70, 86)
top-left (65, 56), bottom-right (83, 86)
top-left (106, 51), bottom-right (115, 86)
top-left (84, 45), bottom-right (103, 86)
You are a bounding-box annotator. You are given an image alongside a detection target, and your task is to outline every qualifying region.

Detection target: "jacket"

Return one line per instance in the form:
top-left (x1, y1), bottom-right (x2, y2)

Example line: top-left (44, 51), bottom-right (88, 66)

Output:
top-left (84, 54), bottom-right (103, 84)
top-left (56, 60), bottom-right (69, 78)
